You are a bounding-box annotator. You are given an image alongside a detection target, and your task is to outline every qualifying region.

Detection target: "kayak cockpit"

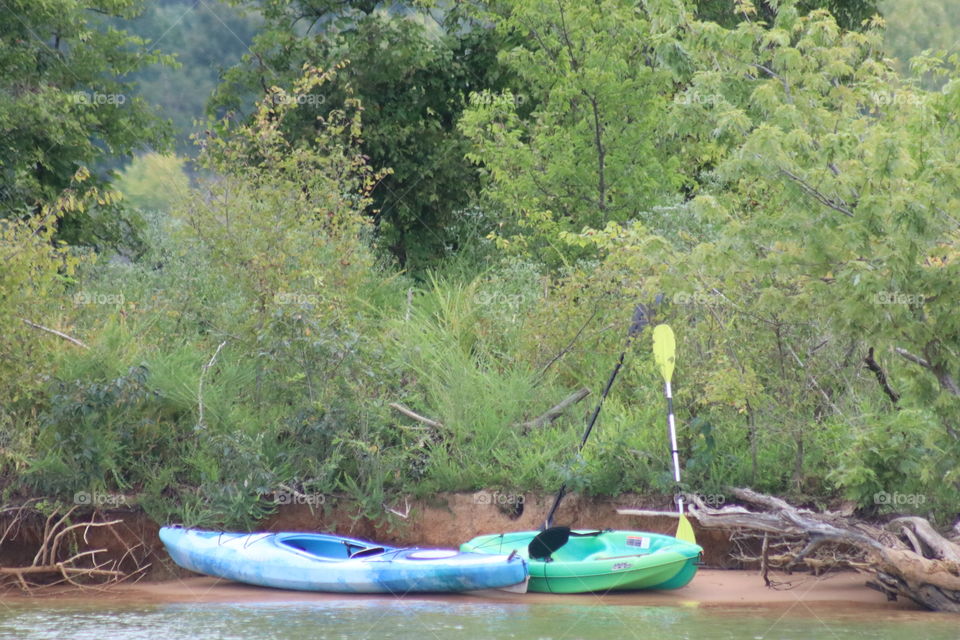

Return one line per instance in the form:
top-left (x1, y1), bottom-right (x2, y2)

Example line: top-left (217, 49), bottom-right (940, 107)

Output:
top-left (278, 534), bottom-right (388, 560)
top-left (548, 532), bottom-right (690, 562)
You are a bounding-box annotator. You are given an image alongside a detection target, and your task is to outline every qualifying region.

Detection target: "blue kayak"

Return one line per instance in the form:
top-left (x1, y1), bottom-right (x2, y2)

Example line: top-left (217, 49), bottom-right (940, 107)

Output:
top-left (159, 527), bottom-right (528, 593)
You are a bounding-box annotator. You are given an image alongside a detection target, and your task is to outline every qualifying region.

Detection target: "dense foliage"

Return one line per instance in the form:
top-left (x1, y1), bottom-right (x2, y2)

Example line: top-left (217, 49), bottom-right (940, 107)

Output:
top-left (213, 1), bottom-right (518, 268)
top-left (2, 0), bottom-right (959, 530)
top-left (460, 0), bottom-right (685, 263)
top-left (0, 0), bottom-right (172, 249)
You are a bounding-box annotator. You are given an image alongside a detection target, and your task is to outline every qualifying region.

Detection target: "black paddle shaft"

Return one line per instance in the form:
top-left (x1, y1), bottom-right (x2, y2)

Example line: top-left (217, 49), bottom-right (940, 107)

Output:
top-left (542, 304), bottom-right (652, 529)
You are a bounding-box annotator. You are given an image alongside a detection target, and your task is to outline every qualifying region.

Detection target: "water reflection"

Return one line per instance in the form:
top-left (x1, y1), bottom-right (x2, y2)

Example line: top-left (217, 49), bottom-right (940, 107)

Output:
top-left (0, 600), bottom-right (956, 640)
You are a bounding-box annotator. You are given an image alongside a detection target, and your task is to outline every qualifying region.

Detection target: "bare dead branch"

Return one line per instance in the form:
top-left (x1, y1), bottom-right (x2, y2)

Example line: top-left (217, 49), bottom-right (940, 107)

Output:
top-left (864, 347), bottom-right (900, 405)
top-left (895, 347), bottom-right (931, 369)
top-left (776, 166), bottom-right (854, 217)
top-left (389, 403), bottom-right (444, 429)
top-left (1, 505), bottom-right (147, 593)
top-left (21, 319), bottom-right (89, 349)
top-left (522, 387), bottom-right (590, 430)
top-left (198, 340), bottom-right (227, 429)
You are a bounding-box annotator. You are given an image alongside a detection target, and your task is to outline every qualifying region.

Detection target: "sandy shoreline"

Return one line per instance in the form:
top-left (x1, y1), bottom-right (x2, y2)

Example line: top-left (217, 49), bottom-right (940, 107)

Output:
top-left (0, 570), bottom-right (921, 611)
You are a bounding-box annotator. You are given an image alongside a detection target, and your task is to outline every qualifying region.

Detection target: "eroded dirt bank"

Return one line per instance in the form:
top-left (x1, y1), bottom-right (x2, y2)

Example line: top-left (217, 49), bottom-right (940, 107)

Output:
top-left (0, 491), bottom-right (922, 610)
top-left (258, 492), bottom-right (736, 567)
top-left (37, 492), bottom-right (736, 579)
top-left (0, 492), bottom-right (872, 601)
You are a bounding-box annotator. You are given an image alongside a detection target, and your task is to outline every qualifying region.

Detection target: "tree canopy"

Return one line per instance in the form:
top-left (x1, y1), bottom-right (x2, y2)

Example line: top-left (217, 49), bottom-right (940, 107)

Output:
top-left (0, 0), bottom-right (172, 248)
top-left (213, 1), bottom-right (518, 268)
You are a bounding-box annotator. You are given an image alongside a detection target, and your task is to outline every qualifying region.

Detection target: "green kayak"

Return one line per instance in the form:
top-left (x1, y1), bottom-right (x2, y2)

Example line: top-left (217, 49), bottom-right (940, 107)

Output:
top-left (461, 528), bottom-right (702, 594)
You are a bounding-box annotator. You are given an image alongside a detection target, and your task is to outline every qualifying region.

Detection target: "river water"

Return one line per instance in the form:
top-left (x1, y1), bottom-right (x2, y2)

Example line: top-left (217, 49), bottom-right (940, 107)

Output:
top-left (0, 600), bottom-right (956, 640)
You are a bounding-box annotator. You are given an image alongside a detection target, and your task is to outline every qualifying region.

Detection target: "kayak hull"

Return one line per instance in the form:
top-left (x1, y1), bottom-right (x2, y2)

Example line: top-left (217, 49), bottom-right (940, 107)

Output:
top-left (160, 527), bottom-right (527, 593)
top-left (461, 530), bottom-right (701, 594)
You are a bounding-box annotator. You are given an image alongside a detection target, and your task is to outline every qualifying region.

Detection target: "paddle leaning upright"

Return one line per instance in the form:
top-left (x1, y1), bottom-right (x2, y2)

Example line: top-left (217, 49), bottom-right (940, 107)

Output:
top-left (652, 324), bottom-right (696, 544)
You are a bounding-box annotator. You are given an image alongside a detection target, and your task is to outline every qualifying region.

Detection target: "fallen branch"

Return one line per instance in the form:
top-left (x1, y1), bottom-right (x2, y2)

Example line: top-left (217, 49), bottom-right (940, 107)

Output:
top-left (389, 403), bottom-right (444, 429)
top-left (0, 564), bottom-right (123, 578)
top-left (21, 319), bottom-right (89, 349)
top-left (616, 509), bottom-right (682, 518)
top-left (391, 387), bottom-right (592, 434)
top-left (522, 387), bottom-right (590, 430)
top-left (889, 517), bottom-right (960, 563)
top-left (383, 497), bottom-right (411, 519)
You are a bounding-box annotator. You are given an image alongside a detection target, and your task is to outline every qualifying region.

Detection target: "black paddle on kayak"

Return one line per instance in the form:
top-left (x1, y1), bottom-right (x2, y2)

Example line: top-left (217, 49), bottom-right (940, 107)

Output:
top-left (542, 304), bottom-right (652, 530)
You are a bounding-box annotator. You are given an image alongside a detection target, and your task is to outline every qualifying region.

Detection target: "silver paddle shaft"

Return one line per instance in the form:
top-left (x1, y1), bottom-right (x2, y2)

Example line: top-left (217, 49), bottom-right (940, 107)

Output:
top-left (665, 380), bottom-right (684, 514)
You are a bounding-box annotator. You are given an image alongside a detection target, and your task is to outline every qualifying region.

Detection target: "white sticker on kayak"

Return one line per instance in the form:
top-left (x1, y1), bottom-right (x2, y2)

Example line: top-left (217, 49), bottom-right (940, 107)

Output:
top-left (407, 550), bottom-right (460, 560)
top-left (612, 562), bottom-right (631, 571)
top-left (626, 536), bottom-right (650, 549)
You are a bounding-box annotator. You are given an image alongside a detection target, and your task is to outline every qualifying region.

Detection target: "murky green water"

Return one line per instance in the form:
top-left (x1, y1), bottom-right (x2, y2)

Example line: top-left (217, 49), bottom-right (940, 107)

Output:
top-left (0, 600), bottom-right (956, 640)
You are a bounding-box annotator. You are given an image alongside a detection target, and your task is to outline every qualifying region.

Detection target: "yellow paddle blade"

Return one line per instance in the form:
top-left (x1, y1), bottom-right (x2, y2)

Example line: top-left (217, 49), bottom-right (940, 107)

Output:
top-left (652, 324), bottom-right (676, 383)
top-left (676, 514), bottom-right (696, 544)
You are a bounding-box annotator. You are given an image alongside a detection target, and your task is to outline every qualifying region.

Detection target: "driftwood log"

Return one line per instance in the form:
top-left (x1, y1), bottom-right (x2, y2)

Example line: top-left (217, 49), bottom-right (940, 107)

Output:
top-left (620, 488), bottom-right (960, 612)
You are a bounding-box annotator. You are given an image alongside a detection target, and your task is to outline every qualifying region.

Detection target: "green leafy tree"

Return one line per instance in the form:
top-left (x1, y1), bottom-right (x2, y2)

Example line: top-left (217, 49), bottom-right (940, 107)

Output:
top-left (118, 0), bottom-right (261, 156)
top-left (0, 0), bottom-right (172, 248)
top-left (179, 64), bottom-right (386, 409)
top-left (0, 171), bottom-right (92, 409)
top-left (459, 0), bottom-right (685, 262)
top-left (880, 0), bottom-right (960, 88)
top-left (565, 0), bottom-right (959, 508)
top-left (674, 3), bottom-right (960, 407)
top-left (213, 2), bottom-right (515, 268)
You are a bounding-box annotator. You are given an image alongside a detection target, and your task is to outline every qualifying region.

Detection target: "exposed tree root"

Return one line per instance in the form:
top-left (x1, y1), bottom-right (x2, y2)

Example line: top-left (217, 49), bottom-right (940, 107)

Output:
top-left (0, 504), bottom-right (150, 593)
top-left (682, 488), bottom-right (960, 612)
top-left (621, 487), bottom-right (960, 611)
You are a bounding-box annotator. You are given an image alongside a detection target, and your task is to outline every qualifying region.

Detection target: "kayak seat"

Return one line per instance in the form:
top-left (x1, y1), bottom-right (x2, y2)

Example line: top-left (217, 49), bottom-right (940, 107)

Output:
top-left (549, 537), bottom-right (608, 562)
top-left (349, 546), bottom-right (387, 559)
top-left (529, 527), bottom-right (608, 561)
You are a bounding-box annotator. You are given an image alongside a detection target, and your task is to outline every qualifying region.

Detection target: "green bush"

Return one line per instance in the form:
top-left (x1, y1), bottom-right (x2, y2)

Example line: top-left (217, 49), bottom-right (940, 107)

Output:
top-left (114, 153), bottom-right (190, 213)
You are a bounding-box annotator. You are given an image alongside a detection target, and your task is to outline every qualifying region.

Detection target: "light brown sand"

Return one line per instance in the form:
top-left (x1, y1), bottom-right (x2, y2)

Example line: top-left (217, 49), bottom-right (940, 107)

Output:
top-left (0, 570), bottom-right (921, 611)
